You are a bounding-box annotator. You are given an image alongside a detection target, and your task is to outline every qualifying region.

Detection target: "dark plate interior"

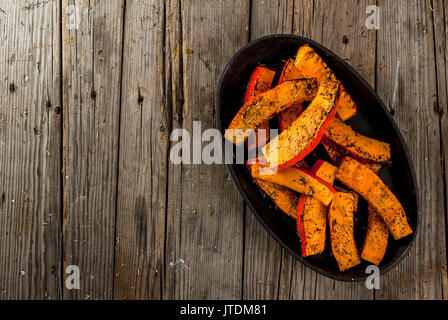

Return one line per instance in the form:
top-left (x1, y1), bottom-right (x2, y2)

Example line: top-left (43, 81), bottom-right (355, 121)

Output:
top-left (215, 34), bottom-right (419, 281)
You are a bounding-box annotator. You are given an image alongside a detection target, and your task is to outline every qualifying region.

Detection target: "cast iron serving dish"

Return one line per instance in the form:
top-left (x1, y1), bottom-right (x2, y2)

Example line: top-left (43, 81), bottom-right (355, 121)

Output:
top-left (215, 34), bottom-right (419, 281)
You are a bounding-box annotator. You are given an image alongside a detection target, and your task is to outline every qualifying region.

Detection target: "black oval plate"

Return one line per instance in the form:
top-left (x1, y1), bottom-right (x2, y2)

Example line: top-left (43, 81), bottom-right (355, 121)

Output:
top-left (215, 34), bottom-right (419, 281)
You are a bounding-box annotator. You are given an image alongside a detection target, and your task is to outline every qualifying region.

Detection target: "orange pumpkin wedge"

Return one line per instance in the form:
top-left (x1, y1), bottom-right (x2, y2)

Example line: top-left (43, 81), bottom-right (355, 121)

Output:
top-left (322, 141), bottom-right (382, 172)
top-left (323, 118), bottom-right (391, 164)
top-left (262, 76), bottom-right (340, 169)
top-left (244, 66), bottom-right (275, 103)
top-left (328, 191), bottom-right (361, 271)
top-left (279, 58), bottom-right (305, 83)
top-left (253, 179), bottom-right (300, 219)
top-left (278, 59), bottom-right (304, 131)
top-left (247, 156), bottom-right (308, 219)
top-left (294, 44), bottom-right (356, 121)
top-left (279, 105), bottom-right (303, 132)
top-left (294, 45), bottom-right (328, 80)
top-left (336, 157), bottom-right (413, 240)
top-left (297, 160), bottom-right (337, 257)
top-left (323, 141), bottom-right (343, 164)
top-left (225, 78), bottom-right (318, 146)
top-left (336, 84), bottom-right (357, 122)
top-left (361, 206), bottom-right (389, 265)
top-left (250, 160), bottom-right (336, 206)
top-left (244, 66), bottom-right (275, 151)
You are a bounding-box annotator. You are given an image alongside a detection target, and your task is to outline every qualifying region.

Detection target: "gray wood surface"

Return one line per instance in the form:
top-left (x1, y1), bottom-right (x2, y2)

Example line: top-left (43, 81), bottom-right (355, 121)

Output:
top-left (113, 0), bottom-right (166, 300)
top-left (61, 0), bottom-right (124, 299)
top-left (0, 0), bottom-right (62, 300)
top-left (374, 0), bottom-right (447, 299)
top-left (433, 0), bottom-right (448, 298)
top-left (163, 0), bottom-right (249, 299)
top-left (0, 0), bottom-right (446, 300)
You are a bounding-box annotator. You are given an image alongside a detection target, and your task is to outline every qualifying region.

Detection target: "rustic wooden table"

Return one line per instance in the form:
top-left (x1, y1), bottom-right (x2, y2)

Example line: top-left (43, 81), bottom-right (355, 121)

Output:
top-left (0, 0), bottom-right (447, 300)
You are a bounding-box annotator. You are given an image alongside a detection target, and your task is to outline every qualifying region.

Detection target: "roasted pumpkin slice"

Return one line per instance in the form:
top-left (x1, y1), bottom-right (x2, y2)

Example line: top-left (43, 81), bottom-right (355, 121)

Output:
top-left (250, 160), bottom-right (336, 206)
top-left (336, 84), bottom-right (357, 122)
top-left (297, 160), bottom-right (337, 257)
top-left (277, 59), bottom-right (305, 131)
top-left (323, 118), bottom-right (391, 164)
top-left (279, 105), bottom-right (303, 132)
top-left (253, 179), bottom-right (300, 219)
top-left (225, 78), bottom-right (318, 146)
top-left (323, 141), bottom-right (343, 164)
top-left (313, 160), bottom-right (338, 185)
top-left (361, 206), bottom-right (389, 265)
top-left (294, 45), bottom-right (330, 82)
top-left (244, 66), bottom-right (275, 103)
top-left (279, 58), bottom-right (304, 83)
top-left (328, 191), bottom-right (361, 271)
top-left (248, 157), bottom-right (307, 218)
top-left (278, 59), bottom-right (304, 131)
top-left (336, 157), bottom-right (413, 240)
top-left (322, 141), bottom-right (382, 172)
top-left (244, 66), bottom-right (275, 150)
top-left (262, 77), bottom-right (340, 169)
top-left (294, 44), bottom-right (356, 121)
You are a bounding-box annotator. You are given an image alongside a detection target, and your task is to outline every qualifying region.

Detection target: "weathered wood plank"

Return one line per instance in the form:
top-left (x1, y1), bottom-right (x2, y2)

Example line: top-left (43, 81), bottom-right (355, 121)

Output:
top-left (163, 0), bottom-right (249, 299)
top-left (250, 0), bottom-right (294, 36)
top-left (162, 0), bottom-right (184, 299)
top-left (375, 0), bottom-right (447, 299)
top-left (432, 0), bottom-right (448, 299)
top-left (278, 0), bottom-right (376, 299)
top-left (61, 0), bottom-right (124, 299)
top-left (113, 0), bottom-right (166, 300)
top-left (0, 0), bottom-right (62, 299)
top-left (242, 0), bottom-right (294, 300)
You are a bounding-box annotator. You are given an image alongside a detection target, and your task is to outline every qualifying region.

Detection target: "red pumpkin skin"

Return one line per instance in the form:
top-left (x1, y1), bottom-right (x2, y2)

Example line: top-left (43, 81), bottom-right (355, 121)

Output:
top-left (296, 196), bottom-right (308, 256)
top-left (311, 160), bottom-right (325, 172)
top-left (278, 59), bottom-right (290, 84)
top-left (322, 141), bottom-right (342, 164)
top-left (244, 67), bottom-right (268, 103)
top-left (274, 104), bottom-right (338, 171)
top-left (321, 134), bottom-right (389, 166)
top-left (243, 66), bottom-right (275, 151)
top-left (278, 112), bottom-right (286, 132)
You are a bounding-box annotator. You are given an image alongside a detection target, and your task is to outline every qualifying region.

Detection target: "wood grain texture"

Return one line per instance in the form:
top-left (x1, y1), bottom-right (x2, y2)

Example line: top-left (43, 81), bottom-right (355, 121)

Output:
top-left (242, 0), bottom-right (294, 300)
top-left (432, 0), bottom-right (448, 298)
top-left (276, 0), bottom-right (376, 300)
top-left (0, 0), bottom-right (447, 300)
top-left (163, 0), bottom-right (249, 299)
top-left (113, 0), bottom-right (166, 300)
top-left (0, 0), bottom-right (62, 300)
top-left (162, 0), bottom-right (185, 299)
top-left (375, 0), bottom-right (447, 299)
top-left (61, 0), bottom-right (124, 299)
